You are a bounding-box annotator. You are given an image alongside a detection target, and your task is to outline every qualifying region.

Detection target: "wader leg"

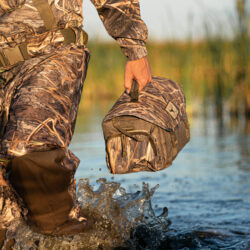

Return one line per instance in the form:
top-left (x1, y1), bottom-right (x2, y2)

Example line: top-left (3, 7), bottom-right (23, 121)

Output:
top-left (9, 148), bottom-right (73, 232)
top-left (9, 148), bottom-right (91, 235)
top-left (0, 45), bottom-right (91, 234)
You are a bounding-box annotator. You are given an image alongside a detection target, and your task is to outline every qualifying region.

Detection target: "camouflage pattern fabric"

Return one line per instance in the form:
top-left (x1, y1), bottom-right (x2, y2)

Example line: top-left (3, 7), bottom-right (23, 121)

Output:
top-left (0, 0), bottom-right (148, 60)
top-left (0, 177), bottom-right (26, 226)
top-left (90, 0), bottom-right (148, 60)
top-left (0, 44), bottom-right (90, 228)
top-left (0, 0), bottom-right (148, 228)
top-left (102, 77), bottom-right (190, 174)
top-left (103, 76), bottom-right (188, 132)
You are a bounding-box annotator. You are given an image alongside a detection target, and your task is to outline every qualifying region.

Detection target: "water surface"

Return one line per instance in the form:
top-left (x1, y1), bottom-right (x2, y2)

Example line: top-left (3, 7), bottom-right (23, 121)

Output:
top-left (3, 102), bottom-right (249, 249)
top-left (70, 103), bottom-right (250, 249)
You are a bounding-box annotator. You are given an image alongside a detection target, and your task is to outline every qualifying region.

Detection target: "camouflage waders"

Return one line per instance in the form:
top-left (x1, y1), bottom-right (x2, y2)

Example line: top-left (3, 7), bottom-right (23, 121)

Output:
top-left (0, 44), bottom-right (90, 232)
top-left (0, 0), bottom-right (148, 234)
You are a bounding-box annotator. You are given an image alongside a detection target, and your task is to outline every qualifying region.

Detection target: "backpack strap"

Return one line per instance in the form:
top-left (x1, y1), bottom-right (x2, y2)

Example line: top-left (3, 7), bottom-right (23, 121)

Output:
top-left (32, 0), bottom-right (88, 45)
top-left (32, 0), bottom-right (57, 30)
top-left (0, 0), bottom-right (88, 69)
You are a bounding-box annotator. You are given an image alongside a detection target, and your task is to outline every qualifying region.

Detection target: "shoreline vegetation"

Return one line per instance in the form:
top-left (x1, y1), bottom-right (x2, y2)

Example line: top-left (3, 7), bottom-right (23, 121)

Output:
top-left (81, 37), bottom-right (249, 119)
top-left (81, 0), bottom-right (249, 124)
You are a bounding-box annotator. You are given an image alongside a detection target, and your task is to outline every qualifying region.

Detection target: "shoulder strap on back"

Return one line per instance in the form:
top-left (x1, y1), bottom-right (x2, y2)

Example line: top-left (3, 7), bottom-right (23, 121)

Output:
top-left (31, 0), bottom-right (88, 45)
top-left (32, 0), bottom-right (57, 30)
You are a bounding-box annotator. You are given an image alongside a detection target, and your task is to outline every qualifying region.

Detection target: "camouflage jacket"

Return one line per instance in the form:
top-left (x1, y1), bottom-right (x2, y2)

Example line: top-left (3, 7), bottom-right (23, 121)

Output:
top-left (0, 0), bottom-right (148, 60)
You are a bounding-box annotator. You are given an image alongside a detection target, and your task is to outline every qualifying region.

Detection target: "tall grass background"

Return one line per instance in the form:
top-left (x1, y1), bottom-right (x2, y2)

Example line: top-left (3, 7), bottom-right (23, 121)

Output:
top-left (80, 0), bottom-right (249, 129)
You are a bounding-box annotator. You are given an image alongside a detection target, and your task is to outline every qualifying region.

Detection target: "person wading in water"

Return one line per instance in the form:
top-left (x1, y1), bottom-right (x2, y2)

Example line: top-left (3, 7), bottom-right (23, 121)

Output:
top-left (0, 0), bottom-right (152, 235)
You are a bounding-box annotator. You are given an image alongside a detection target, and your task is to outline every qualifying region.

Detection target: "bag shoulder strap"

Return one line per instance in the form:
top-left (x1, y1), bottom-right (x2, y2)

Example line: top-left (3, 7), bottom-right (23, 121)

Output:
top-left (32, 0), bottom-right (57, 30)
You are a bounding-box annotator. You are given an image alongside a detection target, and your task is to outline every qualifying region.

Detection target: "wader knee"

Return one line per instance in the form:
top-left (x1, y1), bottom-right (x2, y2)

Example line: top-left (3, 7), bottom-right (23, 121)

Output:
top-left (9, 148), bottom-right (74, 232)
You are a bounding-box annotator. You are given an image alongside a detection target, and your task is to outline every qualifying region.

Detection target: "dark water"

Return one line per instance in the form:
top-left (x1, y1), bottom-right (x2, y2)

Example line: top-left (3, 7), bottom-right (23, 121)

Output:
top-left (71, 103), bottom-right (250, 249)
top-left (3, 103), bottom-right (250, 249)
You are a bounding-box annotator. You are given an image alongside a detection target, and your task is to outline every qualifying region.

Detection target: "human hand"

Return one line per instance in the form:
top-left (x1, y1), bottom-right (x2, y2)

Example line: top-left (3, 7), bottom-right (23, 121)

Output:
top-left (124, 56), bottom-right (152, 93)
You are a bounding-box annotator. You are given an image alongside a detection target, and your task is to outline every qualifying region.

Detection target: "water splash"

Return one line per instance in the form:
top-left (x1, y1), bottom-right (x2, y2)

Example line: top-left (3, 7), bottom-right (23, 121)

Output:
top-left (77, 178), bottom-right (171, 248)
top-left (1, 178), bottom-right (171, 249)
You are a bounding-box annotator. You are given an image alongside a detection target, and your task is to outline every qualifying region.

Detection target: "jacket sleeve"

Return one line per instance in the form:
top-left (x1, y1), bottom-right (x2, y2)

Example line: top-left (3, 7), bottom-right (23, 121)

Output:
top-left (90, 0), bottom-right (148, 60)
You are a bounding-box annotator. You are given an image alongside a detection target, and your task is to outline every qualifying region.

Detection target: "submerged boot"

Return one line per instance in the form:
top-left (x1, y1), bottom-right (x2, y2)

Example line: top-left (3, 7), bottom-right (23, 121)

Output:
top-left (9, 148), bottom-right (92, 235)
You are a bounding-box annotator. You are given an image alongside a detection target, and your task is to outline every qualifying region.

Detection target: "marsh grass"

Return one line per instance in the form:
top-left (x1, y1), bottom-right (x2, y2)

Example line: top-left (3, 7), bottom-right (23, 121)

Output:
top-left (82, 37), bottom-right (249, 119)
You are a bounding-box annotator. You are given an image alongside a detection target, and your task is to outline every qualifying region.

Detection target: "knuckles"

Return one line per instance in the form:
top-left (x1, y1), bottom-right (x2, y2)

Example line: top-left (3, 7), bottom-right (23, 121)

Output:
top-left (138, 77), bottom-right (150, 86)
top-left (124, 81), bottom-right (131, 89)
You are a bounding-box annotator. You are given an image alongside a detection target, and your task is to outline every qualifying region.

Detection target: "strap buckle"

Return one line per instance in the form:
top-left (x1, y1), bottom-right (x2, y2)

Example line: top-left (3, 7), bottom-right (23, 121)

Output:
top-left (0, 28), bottom-right (88, 69)
top-left (80, 29), bottom-right (88, 46)
top-left (0, 43), bottom-right (29, 68)
top-left (60, 27), bottom-right (88, 46)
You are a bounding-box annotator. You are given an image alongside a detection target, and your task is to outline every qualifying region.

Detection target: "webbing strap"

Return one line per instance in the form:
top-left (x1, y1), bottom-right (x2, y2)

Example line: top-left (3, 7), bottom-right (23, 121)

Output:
top-left (0, 0), bottom-right (87, 69)
top-left (32, 0), bottom-right (57, 30)
top-left (80, 29), bottom-right (88, 46)
top-left (31, 0), bottom-right (87, 45)
top-left (0, 52), bottom-right (8, 67)
top-left (60, 28), bottom-right (76, 45)
top-left (18, 43), bottom-right (30, 60)
top-left (0, 43), bottom-right (29, 68)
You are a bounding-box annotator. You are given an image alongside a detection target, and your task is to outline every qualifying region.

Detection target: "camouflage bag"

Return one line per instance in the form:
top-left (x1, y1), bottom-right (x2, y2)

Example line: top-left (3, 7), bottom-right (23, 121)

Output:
top-left (102, 76), bottom-right (190, 174)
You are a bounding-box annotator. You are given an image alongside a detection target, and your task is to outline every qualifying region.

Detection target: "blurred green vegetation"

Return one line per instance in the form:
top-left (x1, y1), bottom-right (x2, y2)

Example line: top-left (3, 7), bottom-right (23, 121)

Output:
top-left (82, 38), bottom-right (249, 117)
top-left (81, 0), bottom-right (249, 119)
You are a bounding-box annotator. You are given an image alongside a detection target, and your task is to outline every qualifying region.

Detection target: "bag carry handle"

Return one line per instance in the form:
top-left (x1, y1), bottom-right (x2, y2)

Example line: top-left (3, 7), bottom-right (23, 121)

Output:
top-left (129, 79), bottom-right (139, 102)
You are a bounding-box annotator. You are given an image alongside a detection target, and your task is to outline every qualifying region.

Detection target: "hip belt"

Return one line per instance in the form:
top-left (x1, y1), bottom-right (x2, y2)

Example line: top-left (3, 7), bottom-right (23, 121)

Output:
top-left (0, 0), bottom-right (88, 69)
top-left (0, 28), bottom-right (88, 68)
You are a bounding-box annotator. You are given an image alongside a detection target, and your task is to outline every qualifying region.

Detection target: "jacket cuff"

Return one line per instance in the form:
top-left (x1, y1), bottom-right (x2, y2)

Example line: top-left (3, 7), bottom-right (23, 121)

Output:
top-left (116, 38), bottom-right (148, 61)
